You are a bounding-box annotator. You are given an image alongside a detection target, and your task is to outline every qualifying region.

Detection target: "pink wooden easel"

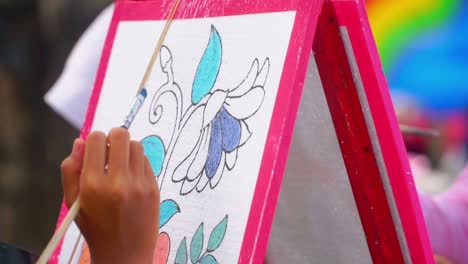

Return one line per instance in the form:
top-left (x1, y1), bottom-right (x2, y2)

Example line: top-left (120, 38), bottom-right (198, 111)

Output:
top-left (50, 1), bottom-right (434, 263)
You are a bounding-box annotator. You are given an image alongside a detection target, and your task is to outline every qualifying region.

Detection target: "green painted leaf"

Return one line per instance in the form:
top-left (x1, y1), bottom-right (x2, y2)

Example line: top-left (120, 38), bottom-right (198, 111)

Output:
top-left (159, 199), bottom-right (180, 228)
top-left (190, 223), bottom-right (204, 263)
top-left (207, 215), bottom-right (228, 252)
top-left (175, 237), bottom-right (188, 264)
top-left (199, 254), bottom-right (218, 264)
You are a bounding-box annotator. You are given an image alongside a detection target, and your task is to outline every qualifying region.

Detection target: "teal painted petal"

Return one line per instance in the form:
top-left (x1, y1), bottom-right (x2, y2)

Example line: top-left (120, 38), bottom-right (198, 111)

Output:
top-left (199, 255), bottom-right (218, 264)
top-left (159, 199), bottom-right (180, 228)
top-left (190, 223), bottom-right (204, 263)
top-left (141, 135), bottom-right (165, 177)
top-left (192, 26), bottom-right (222, 104)
top-left (175, 237), bottom-right (188, 264)
top-left (207, 215), bottom-right (228, 252)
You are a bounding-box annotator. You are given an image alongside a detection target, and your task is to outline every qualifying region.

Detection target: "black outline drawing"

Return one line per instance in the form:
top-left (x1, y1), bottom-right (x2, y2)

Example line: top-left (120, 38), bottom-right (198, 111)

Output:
top-left (144, 25), bottom-right (270, 196)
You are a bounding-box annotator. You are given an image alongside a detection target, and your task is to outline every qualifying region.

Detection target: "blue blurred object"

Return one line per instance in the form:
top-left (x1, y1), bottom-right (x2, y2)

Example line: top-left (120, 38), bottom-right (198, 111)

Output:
top-left (388, 2), bottom-right (468, 113)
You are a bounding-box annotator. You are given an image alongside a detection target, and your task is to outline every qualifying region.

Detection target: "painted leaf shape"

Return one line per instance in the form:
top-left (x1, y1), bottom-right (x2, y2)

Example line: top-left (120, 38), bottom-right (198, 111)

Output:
top-left (207, 215), bottom-right (228, 252)
top-left (199, 255), bottom-right (218, 264)
top-left (141, 136), bottom-right (165, 177)
top-left (190, 223), bottom-right (204, 263)
top-left (175, 237), bottom-right (188, 264)
top-left (153, 232), bottom-right (170, 264)
top-left (159, 199), bottom-right (180, 228)
top-left (192, 25), bottom-right (222, 104)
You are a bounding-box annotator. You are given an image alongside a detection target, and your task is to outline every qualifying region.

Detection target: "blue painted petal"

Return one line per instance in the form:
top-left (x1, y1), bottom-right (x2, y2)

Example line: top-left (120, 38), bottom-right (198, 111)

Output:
top-left (205, 115), bottom-right (223, 178)
top-left (219, 107), bottom-right (241, 152)
top-left (160, 199), bottom-right (180, 228)
top-left (141, 136), bottom-right (165, 177)
top-left (192, 26), bottom-right (222, 104)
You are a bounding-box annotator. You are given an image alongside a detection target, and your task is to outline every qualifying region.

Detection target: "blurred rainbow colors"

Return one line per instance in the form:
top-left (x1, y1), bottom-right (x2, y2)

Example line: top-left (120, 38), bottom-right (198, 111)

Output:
top-left (366, 0), bottom-right (468, 112)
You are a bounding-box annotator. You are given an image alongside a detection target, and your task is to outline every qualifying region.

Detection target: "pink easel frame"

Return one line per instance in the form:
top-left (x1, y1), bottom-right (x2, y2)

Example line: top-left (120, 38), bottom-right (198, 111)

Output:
top-left (313, 1), bottom-right (433, 263)
top-left (51, 0), bottom-right (434, 263)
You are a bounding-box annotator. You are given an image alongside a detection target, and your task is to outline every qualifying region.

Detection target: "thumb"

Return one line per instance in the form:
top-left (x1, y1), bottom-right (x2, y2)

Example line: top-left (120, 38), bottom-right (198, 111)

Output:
top-left (61, 138), bottom-right (85, 208)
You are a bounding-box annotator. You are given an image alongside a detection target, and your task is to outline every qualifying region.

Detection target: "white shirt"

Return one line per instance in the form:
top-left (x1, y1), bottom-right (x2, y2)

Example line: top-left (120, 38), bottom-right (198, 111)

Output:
top-left (45, 5), bottom-right (114, 128)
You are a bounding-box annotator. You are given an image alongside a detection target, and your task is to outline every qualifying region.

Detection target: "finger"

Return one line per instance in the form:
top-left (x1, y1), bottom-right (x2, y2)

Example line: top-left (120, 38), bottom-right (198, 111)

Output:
top-left (82, 131), bottom-right (107, 186)
top-left (107, 127), bottom-right (130, 179)
top-left (129, 141), bottom-right (144, 180)
top-left (144, 157), bottom-right (160, 202)
top-left (144, 157), bottom-right (158, 187)
top-left (61, 138), bottom-right (85, 208)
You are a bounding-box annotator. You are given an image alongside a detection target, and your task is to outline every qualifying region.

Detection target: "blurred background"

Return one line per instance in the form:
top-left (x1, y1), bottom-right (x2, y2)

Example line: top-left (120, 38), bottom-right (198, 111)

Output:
top-left (0, 0), bottom-right (466, 256)
top-left (0, 0), bottom-right (112, 254)
top-left (366, 0), bottom-right (468, 193)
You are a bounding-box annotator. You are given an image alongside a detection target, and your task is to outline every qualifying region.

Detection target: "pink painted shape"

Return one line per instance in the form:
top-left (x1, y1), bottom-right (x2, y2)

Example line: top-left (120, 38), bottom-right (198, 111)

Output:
top-left (50, 0), bottom-right (323, 263)
top-left (153, 232), bottom-right (170, 264)
top-left (331, 0), bottom-right (434, 263)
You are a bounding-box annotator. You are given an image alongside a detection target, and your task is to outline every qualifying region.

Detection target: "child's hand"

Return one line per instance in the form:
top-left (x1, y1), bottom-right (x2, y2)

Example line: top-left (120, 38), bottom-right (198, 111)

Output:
top-left (61, 128), bottom-right (160, 264)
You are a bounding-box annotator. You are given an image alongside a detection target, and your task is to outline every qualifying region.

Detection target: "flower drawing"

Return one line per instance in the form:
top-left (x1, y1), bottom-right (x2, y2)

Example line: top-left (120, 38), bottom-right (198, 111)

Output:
top-left (172, 57), bottom-right (269, 194)
top-left (77, 23), bottom-right (268, 264)
top-left (144, 25), bottom-right (269, 195)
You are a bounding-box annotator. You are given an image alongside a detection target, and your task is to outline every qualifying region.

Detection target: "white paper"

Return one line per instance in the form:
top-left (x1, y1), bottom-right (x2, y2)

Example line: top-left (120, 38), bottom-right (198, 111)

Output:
top-left (59, 11), bottom-right (295, 263)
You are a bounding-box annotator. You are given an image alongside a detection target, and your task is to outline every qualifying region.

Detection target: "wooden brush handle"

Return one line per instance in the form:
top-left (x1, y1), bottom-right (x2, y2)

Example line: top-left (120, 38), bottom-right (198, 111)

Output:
top-left (37, 199), bottom-right (81, 264)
